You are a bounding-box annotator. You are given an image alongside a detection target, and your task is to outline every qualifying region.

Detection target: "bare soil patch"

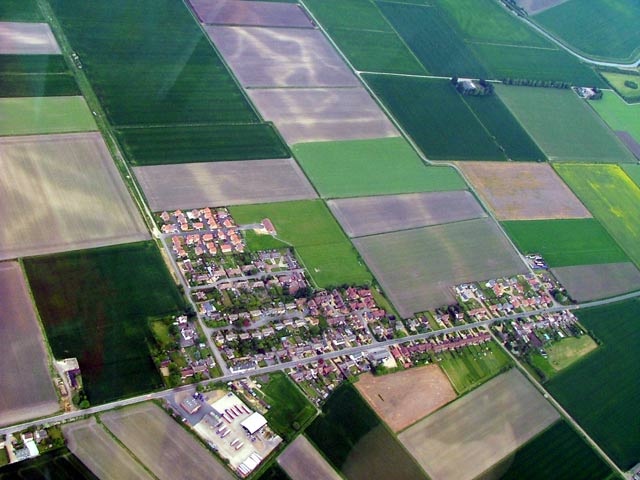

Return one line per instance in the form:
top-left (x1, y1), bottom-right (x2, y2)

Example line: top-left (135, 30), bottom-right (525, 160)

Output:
top-left (0, 133), bottom-right (148, 260)
top-left (399, 369), bottom-right (559, 480)
top-left (356, 365), bottom-right (456, 432)
top-left (518, 0), bottom-right (570, 15)
top-left (459, 162), bottom-right (591, 220)
top-left (0, 261), bottom-right (58, 427)
top-left (551, 262), bottom-right (640, 302)
top-left (189, 0), bottom-right (314, 28)
top-left (0, 22), bottom-right (60, 54)
top-left (278, 435), bottom-right (341, 480)
top-left (63, 418), bottom-right (152, 480)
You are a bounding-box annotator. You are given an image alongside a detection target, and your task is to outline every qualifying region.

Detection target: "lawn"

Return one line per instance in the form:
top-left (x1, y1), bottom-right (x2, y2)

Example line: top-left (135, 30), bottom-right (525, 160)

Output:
top-left (534, 0), bottom-right (640, 62)
top-left (377, 1), bottom-right (487, 78)
top-left (494, 421), bottom-right (618, 480)
top-left (24, 242), bottom-right (186, 405)
top-left (261, 372), bottom-right (316, 441)
top-left (590, 91), bottom-right (640, 143)
top-left (115, 124), bottom-right (289, 165)
top-left (230, 200), bottom-right (372, 287)
top-left (555, 164), bottom-right (640, 267)
top-left (502, 219), bottom-right (629, 267)
top-left (306, 383), bottom-right (427, 480)
top-left (600, 71), bottom-right (640, 102)
top-left (0, 0), bottom-right (42, 21)
top-left (438, 342), bottom-right (512, 394)
top-left (292, 137), bottom-right (467, 198)
top-left (497, 85), bottom-right (635, 163)
top-left (0, 96), bottom-right (96, 136)
top-left (363, 76), bottom-right (506, 161)
top-left (545, 335), bottom-right (598, 371)
top-left (545, 298), bottom-right (640, 470)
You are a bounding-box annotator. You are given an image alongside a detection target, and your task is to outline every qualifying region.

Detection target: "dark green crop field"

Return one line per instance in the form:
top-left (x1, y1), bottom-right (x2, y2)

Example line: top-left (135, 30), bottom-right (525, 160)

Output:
top-left (377, 1), bottom-right (487, 78)
top-left (0, 55), bottom-right (69, 74)
top-left (502, 219), bottom-right (629, 267)
top-left (50, 0), bottom-right (259, 126)
top-left (116, 124), bottom-right (289, 165)
top-left (0, 0), bottom-right (42, 21)
top-left (495, 421), bottom-right (617, 480)
top-left (462, 94), bottom-right (546, 162)
top-left (0, 73), bottom-right (79, 97)
top-left (0, 448), bottom-right (98, 480)
top-left (364, 75), bottom-right (506, 161)
top-left (306, 384), bottom-right (426, 480)
top-left (545, 298), bottom-right (640, 470)
top-left (24, 242), bottom-right (185, 405)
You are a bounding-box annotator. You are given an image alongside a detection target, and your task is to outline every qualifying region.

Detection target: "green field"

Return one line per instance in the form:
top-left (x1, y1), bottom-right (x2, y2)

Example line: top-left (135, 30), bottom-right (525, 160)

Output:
top-left (0, 96), bottom-right (96, 136)
top-left (438, 342), bottom-right (512, 394)
top-left (24, 242), bottom-right (186, 405)
top-left (545, 298), bottom-right (640, 470)
top-left (0, 73), bottom-right (79, 97)
top-left (0, 0), bottom-right (42, 21)
top-left (623, 165), bottom-right (640, 187)
top-left (0, 448), bottom-right (97, 480)
top-left (494, 421), bottom-right (617, 480)
top-left (293, 137), bottom-right (467, 198)
top-left (303, 0), bottom-right (425, 74)
top-left (535, 0), bottom-right (640, 63)
top-left (497, 85), bottom-right (635, 163)
top-left (591, 91), bottom-right (640, 143)
top-left (502, 219), bottom-right (629, 267)
top-left (377, 2), bottom-right (487, 78)
top-left (230, 200), bottom-right (372, 287)
top-left (555, 164), bottom-right (640, 268)
top-left (261, 372), bottom-right (316, 441)
top-left (462, 94), bottom-right (546, 161)
top-left (115, 124), bottom-right (289, 165)
top-left (600, 71), bottom-right (640, 102)
top-left (306, 384), bottom-right (426, 480)
top-left (0, 54), bottom-right (68, 74)
top-left (364, 76), bottom-right (506, 160)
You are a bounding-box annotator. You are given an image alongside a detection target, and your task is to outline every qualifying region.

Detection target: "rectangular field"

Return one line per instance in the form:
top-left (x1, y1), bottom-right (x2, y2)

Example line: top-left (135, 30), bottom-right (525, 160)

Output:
top-left (355, 365), bottom-right (456, 432)
top-left (555, 164), bottom-right (640, 267)
top-left (551, 262), bottom-right (640, 301)
top-left (0, 22), bottom-right (60, 54)
top-left (0, 54), bottom-right (68, 74)
top-left (0, 73), bottom-right (79, 97)
top-left (248, 87), bottom-right (398, 145)
top-left (134, 159), bottom-right (317, 211)
top-left (0, 133), bottom-right (149, 260)
top-left (230, 200), bottom-right (372, 287)
top-left (0, 448), bottom-right (98, 480)
top-left (278, 435), bottom-right (341, 480)
top-left (491, 421), bottom-right (617, 480)
top-left (293, 137), bottom-right (466, 198)
top-left (0, 96), bottom-right (96, 136)
top-left (189, 0), bottom-right (313, 28)
top-left (460, 162), bottom-right (591, 220)
top-left (363, 76), bottom-right (505, 161)
top-left (0, 0), bottom-right (43, 22)
top-left (354, 218), bottom-right (528, 317)
top-left (590, 90), bottom-right (640, 144)
top-left (545, 298), bottom-right (640, 469)
top-left (328, 191), bottom-right (486, 238)
top-left (306, 384), bottom-right (427, 480)
top-left (501, 219), bottom-right (628, 266)
top-left (206, 26), bottom-right (358, 88)
top-left (496, 85), bottom-right (635, 163)
top-left (101, 403), bottom-right (233, 480)
top-left (600, 71), bottom-right (640, 102)
top-left (63, 418), bottom-right (152, 480)
top-left (24, 242), bottom-right (186, 405)
top-left (0, 262), bottom-right (58, 427)
top-left (377, 2), bottom-right (487, 78)
top-left (399, 369), bottom-right (559, 480)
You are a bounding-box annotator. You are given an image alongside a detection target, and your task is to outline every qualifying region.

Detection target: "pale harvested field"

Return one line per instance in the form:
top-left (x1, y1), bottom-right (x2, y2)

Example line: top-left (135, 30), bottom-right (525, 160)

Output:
top-left (189, 0), bottom-right (313, 28)
top-left (0, 262), bottom-right (58, 427)
top-left (0, 22), bottom-right (61, 54)
top-left (134, 158), bottom-right (317, 211)
top-left (248, 87), bottom-right (398, 144)
top-left (207, 26), bottom-right (356, 87)
top-left (399, 369), bottom-right (559, 480)
top-left (552, 262), bottom-right (640, 302)
top-left (520, 0), bottom-right (570, 14)
top-left (63, 418), bottom-right (152, 480)
top-left (328, 191), bottom-right (486, 238)
top-left (356, 365), bottom-right (456, 432)
top-left (459, 162), bottom-right (591, 220)
top-left (278, 435), bottom-right (342, 480)
top-left (101, 403), bottom-right (233, 480)
top-left (354, 218), bottom-right (527, 317)
top-left (0, 133), bottom-right (149, 260)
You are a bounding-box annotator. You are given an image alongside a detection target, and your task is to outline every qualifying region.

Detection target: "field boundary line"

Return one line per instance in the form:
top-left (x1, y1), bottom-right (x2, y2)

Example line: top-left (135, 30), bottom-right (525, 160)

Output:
top-left (465, 40), bottom-right (558, 51)
top-left (350, 215), bottom-right (490, 240)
